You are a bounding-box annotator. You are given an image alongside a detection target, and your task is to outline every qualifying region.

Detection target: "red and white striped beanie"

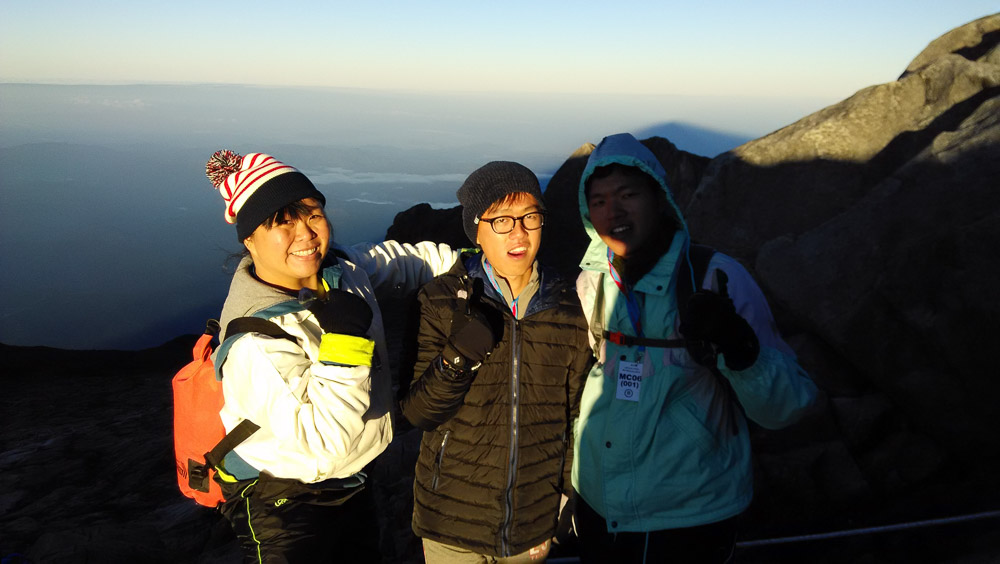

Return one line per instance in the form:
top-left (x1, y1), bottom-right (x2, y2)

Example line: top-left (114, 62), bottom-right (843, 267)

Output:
top-left (206, 150), bottom-right (326, 241)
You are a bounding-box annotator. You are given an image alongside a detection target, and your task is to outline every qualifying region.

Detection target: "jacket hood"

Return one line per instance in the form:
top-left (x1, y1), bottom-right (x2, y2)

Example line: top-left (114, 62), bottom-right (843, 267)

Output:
top-left (219, 256), bottom-right (296, 334)
top-left (577, 133), bottom-right (692, 270)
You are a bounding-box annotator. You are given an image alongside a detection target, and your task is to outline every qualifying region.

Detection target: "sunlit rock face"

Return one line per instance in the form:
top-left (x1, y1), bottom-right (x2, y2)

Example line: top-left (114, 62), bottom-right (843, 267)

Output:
top-left (686, 13), bottom-right (1000, 469)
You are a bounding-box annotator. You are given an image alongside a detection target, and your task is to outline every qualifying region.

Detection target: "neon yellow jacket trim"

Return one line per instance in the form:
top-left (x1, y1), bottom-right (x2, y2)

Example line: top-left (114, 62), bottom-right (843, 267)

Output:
top-left (319, 333), bottom-right (375, 366)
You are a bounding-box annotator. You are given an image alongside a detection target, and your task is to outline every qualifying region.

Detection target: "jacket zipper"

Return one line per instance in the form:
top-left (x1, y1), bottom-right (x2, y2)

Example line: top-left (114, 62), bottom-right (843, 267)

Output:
top-left (431, 430), bottom-right (451, 491)
top-left (500, 316), bottom-right (520, 556)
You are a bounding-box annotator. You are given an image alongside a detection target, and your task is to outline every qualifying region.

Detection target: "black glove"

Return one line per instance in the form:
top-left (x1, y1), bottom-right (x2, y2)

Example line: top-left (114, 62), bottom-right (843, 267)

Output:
top-left (300, 288), bottom-right (373, 337)
top-left (679, 276), bottom-right (759, 371)
top-left (441, 278), bottom-right (502, 371)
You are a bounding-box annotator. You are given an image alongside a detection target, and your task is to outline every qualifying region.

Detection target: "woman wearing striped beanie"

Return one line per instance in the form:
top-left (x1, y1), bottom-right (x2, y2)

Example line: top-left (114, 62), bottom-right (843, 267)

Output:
top-left (204, 150), bottom-right (458, 562)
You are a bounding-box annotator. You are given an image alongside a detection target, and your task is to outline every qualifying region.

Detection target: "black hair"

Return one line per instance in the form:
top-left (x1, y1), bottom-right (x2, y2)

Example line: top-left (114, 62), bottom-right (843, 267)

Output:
top-left (259, 199), bottom-right (326, 230)
top-left (583, 163), bottom-right (676, 228)
top-left (482, 191), bottom-right (545, 215)
top-left (584, 163), bottom-right (662, 200)
top-left (585, 163), bottom-right (668, 204)
top-left (236, 199), bottom-right (333, 259)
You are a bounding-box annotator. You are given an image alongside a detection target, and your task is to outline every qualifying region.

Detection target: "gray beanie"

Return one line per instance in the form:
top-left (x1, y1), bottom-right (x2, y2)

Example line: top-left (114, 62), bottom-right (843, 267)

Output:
top-left (457, 161), bottom-right (545, 244)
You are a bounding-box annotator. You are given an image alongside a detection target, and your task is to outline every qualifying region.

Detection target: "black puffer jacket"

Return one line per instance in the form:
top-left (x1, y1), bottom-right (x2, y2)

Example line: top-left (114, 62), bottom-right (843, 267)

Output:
top-left (401, 253), bottom-right (591, 557)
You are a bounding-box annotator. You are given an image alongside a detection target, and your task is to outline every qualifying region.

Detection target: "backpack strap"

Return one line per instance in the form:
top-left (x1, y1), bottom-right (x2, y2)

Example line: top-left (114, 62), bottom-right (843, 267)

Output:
top-left (204, 419), bottom-right (260, 470)
top-left (590, 274), bottom-right (686, 356)
top-left (223, 316), bottom-right (295, 343)
top-left (588, 275), bottom-right (604, 357)
top-left (601, 332), bottom-right (686, 348)
top-left (676, 244), bottom-right (716, 311)
top-left (589, 243), bottom-right (717, 356)
top-left (204, 318), bottom-right (221, 338)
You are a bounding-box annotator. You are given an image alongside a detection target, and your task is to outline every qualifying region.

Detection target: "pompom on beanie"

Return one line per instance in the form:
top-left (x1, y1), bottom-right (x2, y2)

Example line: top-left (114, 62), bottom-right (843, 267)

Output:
top-left (206, 150), bottom-right (326, 241)
top-left (456, 161), bottom-right (545, 244)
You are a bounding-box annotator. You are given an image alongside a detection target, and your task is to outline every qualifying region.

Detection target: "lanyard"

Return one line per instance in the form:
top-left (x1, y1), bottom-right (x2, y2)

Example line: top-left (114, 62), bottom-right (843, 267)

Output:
top-left (484, 260), bottom-right (519, 317)
top-left (607, 248), bottom-right (644, 352)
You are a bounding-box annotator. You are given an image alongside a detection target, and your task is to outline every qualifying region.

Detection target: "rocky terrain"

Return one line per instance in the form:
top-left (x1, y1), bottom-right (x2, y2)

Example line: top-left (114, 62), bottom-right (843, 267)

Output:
top-left (3, 14), bottom-right (999, 564)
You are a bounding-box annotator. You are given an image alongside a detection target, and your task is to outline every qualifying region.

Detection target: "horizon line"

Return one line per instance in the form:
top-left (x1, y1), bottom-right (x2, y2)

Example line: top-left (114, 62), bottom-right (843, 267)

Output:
top-left (0, 80), bottom-right (842, 102)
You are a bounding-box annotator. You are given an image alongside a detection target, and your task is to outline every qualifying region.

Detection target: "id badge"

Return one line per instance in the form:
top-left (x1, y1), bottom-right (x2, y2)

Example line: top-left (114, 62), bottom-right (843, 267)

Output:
top-left (616, 361), bottom-right (643, 402)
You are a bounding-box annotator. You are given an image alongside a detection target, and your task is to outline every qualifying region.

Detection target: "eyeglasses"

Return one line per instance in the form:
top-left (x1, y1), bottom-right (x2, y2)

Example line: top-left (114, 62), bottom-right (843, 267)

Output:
top-left (475, 211), bottom-right (546, 234)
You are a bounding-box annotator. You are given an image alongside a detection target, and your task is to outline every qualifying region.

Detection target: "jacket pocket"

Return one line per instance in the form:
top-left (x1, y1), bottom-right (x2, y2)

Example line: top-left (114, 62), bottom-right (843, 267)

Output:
top-left (669, 396), bottom-right (719, 453)
top-left (431, 430), bottom-right (451, 491)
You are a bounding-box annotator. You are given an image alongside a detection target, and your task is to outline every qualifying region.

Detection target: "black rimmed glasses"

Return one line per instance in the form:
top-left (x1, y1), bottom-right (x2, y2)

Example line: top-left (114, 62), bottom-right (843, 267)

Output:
top-left (475, 211), bottom-right (546, 234)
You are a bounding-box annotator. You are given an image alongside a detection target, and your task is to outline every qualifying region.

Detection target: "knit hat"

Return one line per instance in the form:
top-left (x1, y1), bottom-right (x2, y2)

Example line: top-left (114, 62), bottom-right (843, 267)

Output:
top-left (206, 150), bottom-right (326, 241)
top-left (456, 161), bottom-right (545, 244)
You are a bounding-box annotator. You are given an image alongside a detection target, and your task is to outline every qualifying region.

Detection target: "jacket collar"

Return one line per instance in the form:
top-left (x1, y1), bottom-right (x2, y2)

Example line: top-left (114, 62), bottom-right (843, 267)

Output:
top-left (457, 251), bottom-right (565, 316)
top-left (580, 230), bottom-right (689, 298)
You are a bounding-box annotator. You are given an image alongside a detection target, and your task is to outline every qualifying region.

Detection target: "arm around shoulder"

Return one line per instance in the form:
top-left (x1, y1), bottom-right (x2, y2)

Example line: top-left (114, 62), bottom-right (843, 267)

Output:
top-left (337, 241), bottom-right (459, 295)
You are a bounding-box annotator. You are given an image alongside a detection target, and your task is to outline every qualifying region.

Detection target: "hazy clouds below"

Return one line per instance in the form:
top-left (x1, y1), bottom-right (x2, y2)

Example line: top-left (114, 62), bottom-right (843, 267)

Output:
top-left (0, 83), bottom-right (828, 349)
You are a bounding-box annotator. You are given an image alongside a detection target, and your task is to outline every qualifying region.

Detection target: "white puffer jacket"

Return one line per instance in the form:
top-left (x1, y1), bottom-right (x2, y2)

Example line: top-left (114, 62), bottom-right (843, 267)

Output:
top-left (216, 241), bottom-right (457, 483)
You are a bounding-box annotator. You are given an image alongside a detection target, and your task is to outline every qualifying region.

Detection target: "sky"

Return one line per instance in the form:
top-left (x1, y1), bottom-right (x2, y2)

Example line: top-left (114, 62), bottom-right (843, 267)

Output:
top-left (1, 1), bottom-right (996, 100)
top-left (0, 2), bottom-right (997, 350)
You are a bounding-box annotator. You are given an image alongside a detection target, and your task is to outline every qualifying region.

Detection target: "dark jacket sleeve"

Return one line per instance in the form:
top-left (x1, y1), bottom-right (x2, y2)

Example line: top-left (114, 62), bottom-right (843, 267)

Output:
top-left (400, 281), bottom-right (476, 431)
top-left (562, 292), bottom-right (594, 492)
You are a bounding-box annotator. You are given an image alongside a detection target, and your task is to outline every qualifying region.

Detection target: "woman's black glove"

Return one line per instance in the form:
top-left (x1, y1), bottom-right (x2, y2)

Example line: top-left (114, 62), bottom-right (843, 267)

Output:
top-left (441, 278), bottom-right (502, 372)
top-left (300, 288), bottom-right (373, 337)
top-left (679, 272), bottom-right (759, 371)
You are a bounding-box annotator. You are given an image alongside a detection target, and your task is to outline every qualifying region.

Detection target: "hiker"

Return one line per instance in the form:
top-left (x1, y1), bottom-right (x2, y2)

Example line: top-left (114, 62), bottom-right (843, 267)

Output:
top-left (400, 161), bottom-right (592, 563)
top-left (204, 150), bottom-right (457, 563)
top-left (571, 133), bottom-right (818, 563)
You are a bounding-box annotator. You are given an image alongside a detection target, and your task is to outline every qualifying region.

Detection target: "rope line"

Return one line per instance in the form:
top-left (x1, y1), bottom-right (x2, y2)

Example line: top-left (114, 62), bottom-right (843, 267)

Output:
top-left (546, 509), bottom-right (1000, 562)
top-left (736, 510), bottom-right (1000, 547)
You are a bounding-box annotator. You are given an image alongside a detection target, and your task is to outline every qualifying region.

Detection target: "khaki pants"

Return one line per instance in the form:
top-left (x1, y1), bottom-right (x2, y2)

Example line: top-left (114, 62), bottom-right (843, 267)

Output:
top-left (422, 537), bottom-right (551, 564)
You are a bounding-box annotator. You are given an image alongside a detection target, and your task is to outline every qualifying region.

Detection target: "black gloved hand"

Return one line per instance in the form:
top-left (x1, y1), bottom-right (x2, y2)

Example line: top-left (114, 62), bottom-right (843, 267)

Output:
top-left (300, 288), bottom-right (373, 337)
top-left (679, 284), bottom-right (759, 371)
top-left (441, 278), bottom-right (502, 371)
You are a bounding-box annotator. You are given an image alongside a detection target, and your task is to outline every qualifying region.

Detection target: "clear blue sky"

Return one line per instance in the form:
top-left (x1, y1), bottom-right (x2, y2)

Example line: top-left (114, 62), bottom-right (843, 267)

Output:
top-left (1, 1), bottom-right (996, 100)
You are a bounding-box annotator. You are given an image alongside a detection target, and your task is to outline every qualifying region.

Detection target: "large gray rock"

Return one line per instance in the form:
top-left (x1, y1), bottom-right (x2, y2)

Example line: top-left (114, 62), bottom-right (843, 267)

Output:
top-left (682, 14), bottom-right (999, 535)
top-left (748, 14), bottom-right (1000, 465)
top-left (686, 14), bottom-right (1000, 262)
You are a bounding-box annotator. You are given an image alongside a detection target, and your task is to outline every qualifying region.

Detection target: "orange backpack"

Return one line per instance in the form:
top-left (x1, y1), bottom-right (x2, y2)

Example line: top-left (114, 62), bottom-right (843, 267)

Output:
top-left (172, 318), bottom-right (292, 507)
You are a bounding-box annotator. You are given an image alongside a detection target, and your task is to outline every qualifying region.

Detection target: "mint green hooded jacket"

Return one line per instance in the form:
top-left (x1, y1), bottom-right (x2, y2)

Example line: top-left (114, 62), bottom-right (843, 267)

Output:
top-left (572, 133), bottom-right (817, 532)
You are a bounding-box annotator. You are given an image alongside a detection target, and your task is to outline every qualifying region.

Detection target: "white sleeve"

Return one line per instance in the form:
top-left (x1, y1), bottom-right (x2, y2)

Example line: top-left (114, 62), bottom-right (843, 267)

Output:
top-left (337, 240), bottom-right (459, 295)
top-left (221, 333), bottom-right (372, 464)
top-left (704, 253), bottom-right (795, 355)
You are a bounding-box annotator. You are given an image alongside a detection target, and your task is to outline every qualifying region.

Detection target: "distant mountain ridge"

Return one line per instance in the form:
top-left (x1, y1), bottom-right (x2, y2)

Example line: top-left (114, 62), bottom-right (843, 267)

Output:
top-left (633, 121), bottom-right (753, 157)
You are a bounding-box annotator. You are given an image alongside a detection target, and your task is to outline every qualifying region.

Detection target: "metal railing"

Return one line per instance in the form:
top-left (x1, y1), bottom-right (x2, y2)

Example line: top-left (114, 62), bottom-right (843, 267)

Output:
top-left (546, 509), bottom-right (1000, 563)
